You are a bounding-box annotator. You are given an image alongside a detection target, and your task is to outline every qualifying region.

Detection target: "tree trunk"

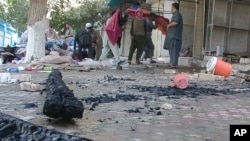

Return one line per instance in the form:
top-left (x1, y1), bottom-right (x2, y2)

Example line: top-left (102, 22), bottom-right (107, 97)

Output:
top-left (25, 0), bottom-right (48, 63)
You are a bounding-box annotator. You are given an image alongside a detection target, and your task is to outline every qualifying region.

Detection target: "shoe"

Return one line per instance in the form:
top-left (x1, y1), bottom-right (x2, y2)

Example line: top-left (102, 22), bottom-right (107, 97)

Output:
top-left (136, 61), bottom-right (143, 65)
top-left (150, 60), bottom-right (157, 63)
top-left (118, 60), bottom-right (126, 65)
top-left (167, 64), bottom-right (177, 69)
top-left (128, 60), bottom-right (131, 65)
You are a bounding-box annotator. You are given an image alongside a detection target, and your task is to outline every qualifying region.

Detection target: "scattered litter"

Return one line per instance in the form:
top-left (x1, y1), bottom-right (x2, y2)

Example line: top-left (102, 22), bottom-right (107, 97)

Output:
top-left (156, 111), bottom-right (162, 115)
top-left (206, 57), bottom-right (232, 77)
top-left (23, 103), bottom-right (38, 109)
top-left (128, 85), bottom-right (248, 99)
top-left (0, 73), bottom-right (10, 83)
top-left (97, 119), bottom-right (105, 123)
top-left (20, 82), bottom-right (41, 92)
top-left (161, 103), bottom-right (173, 110)
top-left (173, 73), bottom-right (189, 89)
top-left (0, 112), bottom-right (92, 141)
top-left (103, 75), bottom-right (136, 82)
top-left (27, 51), bottom-right (71, 70)
top-left (43, 66), bottom-right (53, 71)
top-left (78, 59), bottom-right (99, 67)
top-left (9, 79), bottom-right (18, 83)
top-left (130, 126), bottom-right (136, 131)
top-left (155, 107), bottom-right (161, 110)
top-left (25, 67), bottom-right (37, 71)
top-left (79, 67), bottom-right (91, 72)
top-left (10, 74), bottom-right (31, 82)
top-left (126, 107), bottom-right (142, 113)
top-left (38, 71), bottom-right (52, 73)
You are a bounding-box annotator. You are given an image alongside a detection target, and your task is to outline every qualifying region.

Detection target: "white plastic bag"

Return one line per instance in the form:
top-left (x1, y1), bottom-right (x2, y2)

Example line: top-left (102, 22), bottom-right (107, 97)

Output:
top-left (0, 73), bottom-right (10, 83)
top-left (78, 58), bottom-right (99, 66)
top-left (99, 59), bottom-right (116, 68)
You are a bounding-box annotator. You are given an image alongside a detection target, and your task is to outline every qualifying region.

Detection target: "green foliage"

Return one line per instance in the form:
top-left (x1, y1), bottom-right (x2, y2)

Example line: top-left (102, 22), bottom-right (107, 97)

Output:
top-left (0, 0), bottom-right (29, 32)
top-left (0, 0), bottom-right (111, 33)
top-left (49, 0), bottom-right (111, 34)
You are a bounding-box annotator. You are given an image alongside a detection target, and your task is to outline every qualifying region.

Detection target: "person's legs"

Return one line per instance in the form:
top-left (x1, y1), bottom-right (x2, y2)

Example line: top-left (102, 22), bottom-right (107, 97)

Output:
top-left (136, 36), bottom-right (146, 63)
top-left (167, 39), bottom-right (174, 66)
top-left (95, 46), bottom-right (102, 61)
top-left (128, 37), bottom-right (137, 63)
top-left (142, 39), bottom-right (149, 61)
top-left (172, 40), bottom-right (182, 66)
top-left (78, 46), bottom-right (83, 61)
top-left (99, 44), bottom-right (111, 61)
top-left (147, 37), bottom-right (155, 63)
top-left (109, 41), bottom-right (120, 63)
top-left (169, 47), bottom-right (174, 66)
top-left (88, 46), bottom-right (95, 59)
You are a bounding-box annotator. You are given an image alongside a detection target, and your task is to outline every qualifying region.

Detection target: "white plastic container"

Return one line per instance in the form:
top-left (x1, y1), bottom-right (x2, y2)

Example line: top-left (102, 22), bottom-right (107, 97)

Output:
top-left (206, 57), bottom-right (217, 72)
top-left (0, 73), bottom-right (11, 83)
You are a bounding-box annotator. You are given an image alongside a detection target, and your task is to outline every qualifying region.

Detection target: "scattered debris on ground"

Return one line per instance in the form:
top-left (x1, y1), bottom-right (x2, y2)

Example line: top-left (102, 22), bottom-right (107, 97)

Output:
top-left (127, 84), bottom-right (249, 98)
top-left (0, 112), bottom-right (92, 141)
top-left (20, 82), bottom-right (41, 92)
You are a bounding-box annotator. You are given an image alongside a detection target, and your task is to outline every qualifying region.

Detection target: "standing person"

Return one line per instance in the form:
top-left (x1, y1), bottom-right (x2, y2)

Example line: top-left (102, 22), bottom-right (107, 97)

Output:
top-left (143, 12), bottom-right (157, 63)
top-left (63, 23), bottom-right (74, 39)
top-left (62, 23), bottom-right (74, 50)
top-left (99, 9), bottom-right (125, 65)
top-left (74, 24), bottom-right (92, 61)
top-left (163, 2), bottom-right (183, 68)
top-left (128, 2), bottom-right (146, 65)
top-left (85, 23), bottom-right (103, 60)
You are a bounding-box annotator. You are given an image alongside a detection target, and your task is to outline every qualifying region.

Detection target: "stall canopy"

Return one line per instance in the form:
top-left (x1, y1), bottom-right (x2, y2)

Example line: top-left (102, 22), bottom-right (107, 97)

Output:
top-left (107, 0), bottom-right (137, 7)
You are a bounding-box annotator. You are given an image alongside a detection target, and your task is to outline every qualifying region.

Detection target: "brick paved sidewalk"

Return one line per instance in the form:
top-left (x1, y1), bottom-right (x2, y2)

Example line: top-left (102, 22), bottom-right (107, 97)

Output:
top-left (0, 65), bottom-right (250, 141)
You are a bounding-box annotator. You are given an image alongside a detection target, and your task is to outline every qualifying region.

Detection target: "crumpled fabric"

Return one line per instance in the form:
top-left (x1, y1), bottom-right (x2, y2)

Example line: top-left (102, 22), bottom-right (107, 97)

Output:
top-left (105, 10), bottom-right (122, 46)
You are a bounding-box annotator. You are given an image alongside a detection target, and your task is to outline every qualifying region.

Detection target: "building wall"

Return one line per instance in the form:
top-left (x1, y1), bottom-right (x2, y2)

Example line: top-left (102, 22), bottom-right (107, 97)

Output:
top-left (119, 0), bottom-right (205, 59)
top-left (0, 20), bottom-right (16, 47)
top-left (205, 0), bottom-right (250, 55)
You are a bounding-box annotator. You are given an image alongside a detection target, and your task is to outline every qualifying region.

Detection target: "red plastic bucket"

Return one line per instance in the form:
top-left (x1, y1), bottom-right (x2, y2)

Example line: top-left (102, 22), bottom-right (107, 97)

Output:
top-left (206, 57), bottom-right (232, 77)
top-left (173, 73), bottom-right (189, 89)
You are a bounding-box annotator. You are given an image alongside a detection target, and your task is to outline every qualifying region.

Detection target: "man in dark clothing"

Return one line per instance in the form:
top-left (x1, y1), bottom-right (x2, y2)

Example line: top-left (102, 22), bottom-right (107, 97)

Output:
top-left (74, 26), bottom-right (92, 61)
top-left (163, 2), bottom-right (183, 68)
top-left (143, 12), bottom-right (157, 63)
top-left (128, 2), bottom-right (146, 65)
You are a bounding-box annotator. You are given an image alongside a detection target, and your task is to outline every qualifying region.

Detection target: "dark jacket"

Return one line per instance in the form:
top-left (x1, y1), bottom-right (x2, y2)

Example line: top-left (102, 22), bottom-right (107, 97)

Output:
top-left (74, 29), bottom-right (92, 50)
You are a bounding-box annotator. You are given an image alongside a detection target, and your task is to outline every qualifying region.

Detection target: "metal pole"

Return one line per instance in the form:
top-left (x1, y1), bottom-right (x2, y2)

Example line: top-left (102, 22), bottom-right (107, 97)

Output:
top-left (208, 0), bottom-right (215, 56)
top-left (248, 13), bottom-right (250, 53)
top-left (226, 0), bottom-right (233, 54)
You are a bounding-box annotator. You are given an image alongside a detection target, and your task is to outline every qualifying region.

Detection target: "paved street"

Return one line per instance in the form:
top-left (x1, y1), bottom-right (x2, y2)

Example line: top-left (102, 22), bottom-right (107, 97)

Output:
top-left (0, 64), bottom-right (250, 141)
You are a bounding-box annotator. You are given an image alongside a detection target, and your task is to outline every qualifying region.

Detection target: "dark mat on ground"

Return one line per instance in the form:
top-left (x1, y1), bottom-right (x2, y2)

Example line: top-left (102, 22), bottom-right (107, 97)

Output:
top-left (43, 70), bottom-right (84, 119)
top-left (0, 112), bottom-right (92, 141)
